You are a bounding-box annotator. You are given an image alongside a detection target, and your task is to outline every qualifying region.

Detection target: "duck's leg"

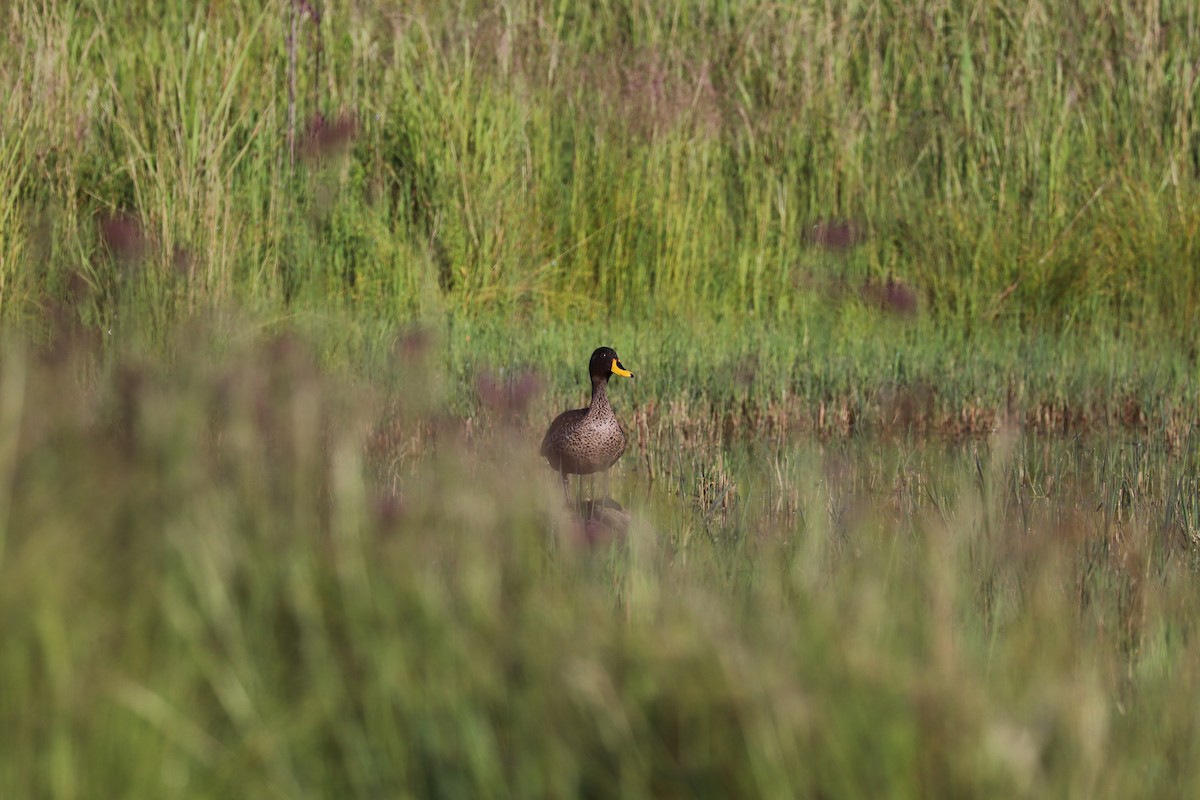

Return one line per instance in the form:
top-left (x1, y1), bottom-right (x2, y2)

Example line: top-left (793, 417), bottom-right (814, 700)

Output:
top-left (559, 470), bottom-right (571, 503)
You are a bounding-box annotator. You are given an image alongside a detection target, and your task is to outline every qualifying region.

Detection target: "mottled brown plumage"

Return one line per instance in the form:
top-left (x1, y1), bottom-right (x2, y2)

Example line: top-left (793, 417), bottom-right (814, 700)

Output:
top-left (541, 347), bottom-right (633, 498)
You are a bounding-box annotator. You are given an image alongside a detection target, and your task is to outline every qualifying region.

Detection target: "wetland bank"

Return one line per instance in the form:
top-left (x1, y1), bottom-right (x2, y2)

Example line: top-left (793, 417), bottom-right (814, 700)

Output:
top-left (5, 0), bottom-right (1200, 797)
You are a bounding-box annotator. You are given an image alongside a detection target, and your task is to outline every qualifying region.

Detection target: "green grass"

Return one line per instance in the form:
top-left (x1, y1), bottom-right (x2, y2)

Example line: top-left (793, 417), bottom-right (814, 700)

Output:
top-left (5, 0), bottom-right (1200, 797)
top-left (4, 326), bottom-right (1200, 797)
top-left (4, 0), bottom-right (1200, 338)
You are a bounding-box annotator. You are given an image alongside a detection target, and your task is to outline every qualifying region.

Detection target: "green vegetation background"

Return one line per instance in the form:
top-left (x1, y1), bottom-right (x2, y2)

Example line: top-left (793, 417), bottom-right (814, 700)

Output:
top-left (5, 0), bottom-right (1200, 362)
top-left (4, 0), bottom-right (1200, 797)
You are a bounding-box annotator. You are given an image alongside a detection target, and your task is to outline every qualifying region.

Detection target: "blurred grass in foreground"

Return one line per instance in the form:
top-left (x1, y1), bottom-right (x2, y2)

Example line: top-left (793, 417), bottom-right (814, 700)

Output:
top-left (2, 322), bottom-right (1200, 798)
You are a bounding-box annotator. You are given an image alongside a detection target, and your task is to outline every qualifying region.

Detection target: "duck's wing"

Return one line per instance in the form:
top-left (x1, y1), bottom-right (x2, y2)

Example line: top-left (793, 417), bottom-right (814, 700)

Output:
top-left (540, 407), bottom-right (588, 462)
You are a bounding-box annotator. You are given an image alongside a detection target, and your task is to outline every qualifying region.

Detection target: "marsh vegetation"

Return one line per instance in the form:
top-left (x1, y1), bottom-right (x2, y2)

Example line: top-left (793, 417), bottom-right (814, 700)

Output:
top-left (4, 0), bottom-right (1200, 796)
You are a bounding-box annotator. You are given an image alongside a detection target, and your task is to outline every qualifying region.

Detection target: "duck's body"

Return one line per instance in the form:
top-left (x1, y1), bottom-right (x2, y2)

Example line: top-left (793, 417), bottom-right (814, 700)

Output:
top-left (540, 392), bottom-right (627, 476)
top-left (541, 347), bottom-right (633, 497)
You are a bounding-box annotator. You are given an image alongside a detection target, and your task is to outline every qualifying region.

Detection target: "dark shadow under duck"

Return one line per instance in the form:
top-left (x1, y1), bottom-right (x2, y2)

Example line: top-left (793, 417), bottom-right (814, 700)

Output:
top-left (540, 346), bottom-right (634, 501)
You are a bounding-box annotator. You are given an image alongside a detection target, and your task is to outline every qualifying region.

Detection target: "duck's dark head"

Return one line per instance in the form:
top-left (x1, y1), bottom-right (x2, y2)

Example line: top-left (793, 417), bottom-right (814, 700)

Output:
top-left (589, 346), bottom-right (633, 381)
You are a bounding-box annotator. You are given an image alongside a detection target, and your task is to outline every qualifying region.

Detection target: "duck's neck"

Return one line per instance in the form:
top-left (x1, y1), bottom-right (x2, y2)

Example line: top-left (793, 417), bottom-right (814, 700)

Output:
top-left (588, 375), bottom-right (611, 415)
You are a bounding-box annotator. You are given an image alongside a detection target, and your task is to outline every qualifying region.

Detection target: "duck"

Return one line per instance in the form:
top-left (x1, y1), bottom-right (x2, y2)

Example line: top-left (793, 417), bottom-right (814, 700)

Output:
top-left (540, 346), bottom-right (634, 500)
